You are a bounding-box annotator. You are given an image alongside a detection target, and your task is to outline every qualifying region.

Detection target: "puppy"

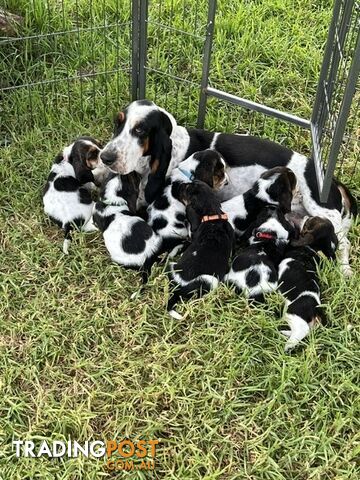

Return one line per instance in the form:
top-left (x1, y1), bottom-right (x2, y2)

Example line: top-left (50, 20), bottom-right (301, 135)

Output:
top-left (93, 172), bottom-right (161, 282)
top-left (278, 216), bottom-right (338, 351)
top-left (147, 149), bottom-right (228, 255)
top-left (222, 166), bottom-right (297, 236)
top-left (167, 181), bottom-right (234, 318)
top-left (225, 205), bottom-right (296, 301)
top-left (43, 136), bottom-right (102, 254)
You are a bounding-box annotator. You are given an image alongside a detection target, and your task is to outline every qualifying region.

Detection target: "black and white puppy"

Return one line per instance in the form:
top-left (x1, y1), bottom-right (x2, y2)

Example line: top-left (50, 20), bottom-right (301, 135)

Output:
top-left (99, 100), bottom-right (356, 275)
top-left (278, 216), bottom-right (338, 351)
top-left (43, 136), bottom-right (102, 254)
top-left (147, 149), bottom-right (228, 255)
top-left (93, 172), bottom-right (161, 282)
top-left (222, 166), bottom-right (297, 236)
top-left (225, 205), bottom-right (296, 301)
top-left (167, 181), bottom-right (234, 318)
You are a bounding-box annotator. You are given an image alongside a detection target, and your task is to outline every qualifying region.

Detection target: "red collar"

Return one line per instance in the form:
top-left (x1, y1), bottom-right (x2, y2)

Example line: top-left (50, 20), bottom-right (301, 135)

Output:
top-left (255, 231), bottom-right (276, 240)
top-left (201, 213), bottom-right (228, 223)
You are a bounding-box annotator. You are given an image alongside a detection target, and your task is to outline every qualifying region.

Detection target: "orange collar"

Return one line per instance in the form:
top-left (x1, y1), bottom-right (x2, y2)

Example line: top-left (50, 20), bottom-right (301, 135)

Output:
top-left (201, 213), bottom-right (228, 223)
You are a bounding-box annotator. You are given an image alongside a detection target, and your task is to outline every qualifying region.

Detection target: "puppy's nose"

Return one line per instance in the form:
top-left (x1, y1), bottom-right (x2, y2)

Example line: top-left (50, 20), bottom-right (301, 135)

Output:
top-left (100, 150), bottom-right (117, 166)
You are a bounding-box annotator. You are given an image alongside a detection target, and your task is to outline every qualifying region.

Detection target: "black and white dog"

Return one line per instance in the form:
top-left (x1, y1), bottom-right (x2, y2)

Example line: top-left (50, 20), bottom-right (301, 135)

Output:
top-left (147, 149), bottom-right (228, 254)
top-left (99, 100), bottom-right (356, 275)
top-left (167, 181), bottom-right (234, 319)
top-left (222, 166), bottom-right (296, 236)
top-left (43, 136), bottom-right (102, 253)
top-left (93, 172), bottom-right (161, 282)
top-left (278, 216), bottom-right (338, 351)
top-left (225, 205), bottom-right (296, 301)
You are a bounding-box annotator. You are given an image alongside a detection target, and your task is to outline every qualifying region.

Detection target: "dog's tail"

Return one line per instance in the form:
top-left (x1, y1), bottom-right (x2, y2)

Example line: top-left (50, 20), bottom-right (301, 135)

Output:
top-left (334, 179), bottom-right (358, 217)
top-left (63, 224), bottom-right (72, 254)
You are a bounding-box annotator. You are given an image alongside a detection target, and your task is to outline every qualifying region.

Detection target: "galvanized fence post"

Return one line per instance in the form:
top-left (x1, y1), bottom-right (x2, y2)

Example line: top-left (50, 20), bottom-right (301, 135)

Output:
top-left (320, 30), bottom-right (360, 202)
top-left (196, 0), bottom-right (216, 129)
top-left (131, 0), bottom-right (140, 100)
top-left (139, 0), bottom-right (149, 99)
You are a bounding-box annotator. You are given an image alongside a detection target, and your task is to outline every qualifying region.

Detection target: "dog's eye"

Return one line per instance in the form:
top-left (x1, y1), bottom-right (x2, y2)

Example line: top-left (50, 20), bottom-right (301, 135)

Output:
top-left (134, 126), bottom-right (144, 135)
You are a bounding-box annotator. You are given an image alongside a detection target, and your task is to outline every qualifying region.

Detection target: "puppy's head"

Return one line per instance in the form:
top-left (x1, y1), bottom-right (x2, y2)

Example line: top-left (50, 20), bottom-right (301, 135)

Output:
top-left (100, 171), bottom-right (140, 214)
top-left (255, 167), bottom-right (297, 213)
top-left (291, 216), bottom-right (338, 259)
top-left (67, 136), bottom-right (102, 169)
top-left (245, 205), bottom-right (296, 245)
top-left (179, 150), bottom-right (228, 190)
top-left (177, 180), bottom-right (224, 233)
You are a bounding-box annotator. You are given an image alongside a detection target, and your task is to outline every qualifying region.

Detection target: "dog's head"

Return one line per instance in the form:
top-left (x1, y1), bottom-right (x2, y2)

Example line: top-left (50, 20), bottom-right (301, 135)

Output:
top-left (100, 171), bottom-right (141, 214)
top-left (100, 100), bottom-right (175, 203)
top-left (244, 205), bottom-right (296, 246)
top-left (291, 216), bottom-right (338, 259)
top-left (177, 180), bottom-right (224, 233)
top-left (254, 166), bottom-right (297, 213)
top-left (61, 137), bottom-right (102, 177)
top-left (178, 150), bottom-right (228, 190)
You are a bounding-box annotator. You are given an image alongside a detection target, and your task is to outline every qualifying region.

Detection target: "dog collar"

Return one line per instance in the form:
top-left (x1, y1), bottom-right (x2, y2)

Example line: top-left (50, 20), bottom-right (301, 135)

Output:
top-left (178, 167), bottom-right (194, 181)
top-left (201, 213), bottom-right (228, 223)
top-left (255, 231), bottom-right (276, 240)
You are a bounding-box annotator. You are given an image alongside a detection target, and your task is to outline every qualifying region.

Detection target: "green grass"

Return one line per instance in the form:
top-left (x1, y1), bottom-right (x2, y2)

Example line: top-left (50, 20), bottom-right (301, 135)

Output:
top-left (0, 0), bottom-right (359, 479)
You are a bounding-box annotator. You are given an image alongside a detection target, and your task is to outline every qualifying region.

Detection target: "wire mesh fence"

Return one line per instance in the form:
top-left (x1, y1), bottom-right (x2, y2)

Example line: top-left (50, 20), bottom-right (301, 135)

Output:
top-left (0, 0), bottom-right (133, 143)
top-left (311, 0), bottom-right (360, 199)
top-left (1, 0), bottom-right (359, 198)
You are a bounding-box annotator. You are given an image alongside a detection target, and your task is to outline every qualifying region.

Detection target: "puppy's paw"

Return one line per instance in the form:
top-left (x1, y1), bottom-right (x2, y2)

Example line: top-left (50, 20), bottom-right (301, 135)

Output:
top-left (169, 309), bottom-right (183, 320)
top-left (63, 238), bottom-right (71, 255)
top-left (341, 264), bottom-right (353, 277)
top-left (284, 340), bottom-right (297, 352)
top-left (280, 330), bottom-right (291, 338)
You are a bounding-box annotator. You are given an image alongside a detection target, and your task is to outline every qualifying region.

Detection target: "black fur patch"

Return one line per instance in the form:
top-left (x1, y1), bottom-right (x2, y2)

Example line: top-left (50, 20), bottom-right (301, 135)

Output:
top-left (176, 212), bottom-right (186, 223)
top-left (93, 212), bottom-right (115, 232)
top-left (122, 221), bottom-right (153, 254)
top-left (153, 194), bottom-right (170, 210)
top-left (79, 188), bottom-right (92, 205)
top-left (245, 269), bottom-right (261, 288)
top-left (48, 171), bottom-right (57, 183)
top-left (43, 172), bottom-right (56, 196)
top-left (152, 217), bottom-right (168, 232)
top-left (234, 216), bottom-right (251, 233)
top-left (174, 222), bottom-right (185, 229)
top-left (54, 177), bottom-right (79, 192)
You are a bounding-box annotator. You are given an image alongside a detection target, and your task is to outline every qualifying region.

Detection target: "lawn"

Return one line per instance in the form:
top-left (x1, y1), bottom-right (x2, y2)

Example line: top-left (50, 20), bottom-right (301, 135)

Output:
top-left (0, 0), bottom-right (359, 479)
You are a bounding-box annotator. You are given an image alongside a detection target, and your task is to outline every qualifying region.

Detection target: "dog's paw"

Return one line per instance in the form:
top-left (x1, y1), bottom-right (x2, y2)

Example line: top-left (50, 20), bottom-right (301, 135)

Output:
top-left (341, 264), bottom-right (353, 277)
top-left (284, 339), bottom-right (298, 352)
top-left (63, 239), bottom-right (71, 255)
top-left (169, 309), bottom-right (183, 320)
top-left (280, 330), bottom-right (291, 338)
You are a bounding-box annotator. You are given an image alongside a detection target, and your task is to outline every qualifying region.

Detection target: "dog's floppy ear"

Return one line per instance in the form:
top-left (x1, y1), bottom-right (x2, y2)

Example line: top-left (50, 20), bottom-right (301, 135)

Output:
top-left (186, 205), bottom-right (201, 233)
top-left (281, 170), bottom-right (296, 213)
top-left (291, 232), bottom-right (314, 247)
top-left (192, 153), bottom-right (215, 187)
top-left (175, 182), bottom-right (191, 205)
top-left (145, 112), bottom-right (173, 204)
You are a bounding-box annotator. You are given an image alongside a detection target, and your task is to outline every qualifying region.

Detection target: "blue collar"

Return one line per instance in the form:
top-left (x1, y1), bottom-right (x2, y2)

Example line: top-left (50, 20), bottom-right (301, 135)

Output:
top-left (178, 167), bottom-right (194, 181)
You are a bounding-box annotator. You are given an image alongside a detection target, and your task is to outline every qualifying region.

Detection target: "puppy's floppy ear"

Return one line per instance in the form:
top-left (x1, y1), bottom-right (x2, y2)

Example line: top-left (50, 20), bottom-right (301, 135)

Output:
top-left (280, 189), bottom-right (293, 214)
top-left (145, 112), bottom-right (173, 204)
top-left (193, 155), bottom-right (216, 187)
top-left (174, 182), bottom-right (191, 204)
top-left (186, 205), bottom-right (201, 233)
top-left (291, 232), bottom-right (314, 247)
top-left (126, 172), bottom-right (141, 214)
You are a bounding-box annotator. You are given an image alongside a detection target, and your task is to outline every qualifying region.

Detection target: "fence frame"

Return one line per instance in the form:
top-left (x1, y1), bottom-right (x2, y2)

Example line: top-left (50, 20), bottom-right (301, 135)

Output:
top-left (132, 0), bottom-right (359, 202)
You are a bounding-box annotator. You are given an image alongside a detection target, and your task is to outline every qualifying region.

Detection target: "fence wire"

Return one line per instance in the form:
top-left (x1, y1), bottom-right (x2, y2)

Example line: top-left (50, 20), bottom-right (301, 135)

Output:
top-left (0, 0), bottom-right (132, 143)
top-left (1, 0), bottom-right (359, 198)
top-left (311, 0), bottom-right (360, 197)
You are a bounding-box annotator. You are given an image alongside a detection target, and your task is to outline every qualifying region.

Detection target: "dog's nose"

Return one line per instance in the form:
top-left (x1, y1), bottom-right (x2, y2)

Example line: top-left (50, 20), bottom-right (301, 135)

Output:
top-left (100, 150), bottom-right (117, 166)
